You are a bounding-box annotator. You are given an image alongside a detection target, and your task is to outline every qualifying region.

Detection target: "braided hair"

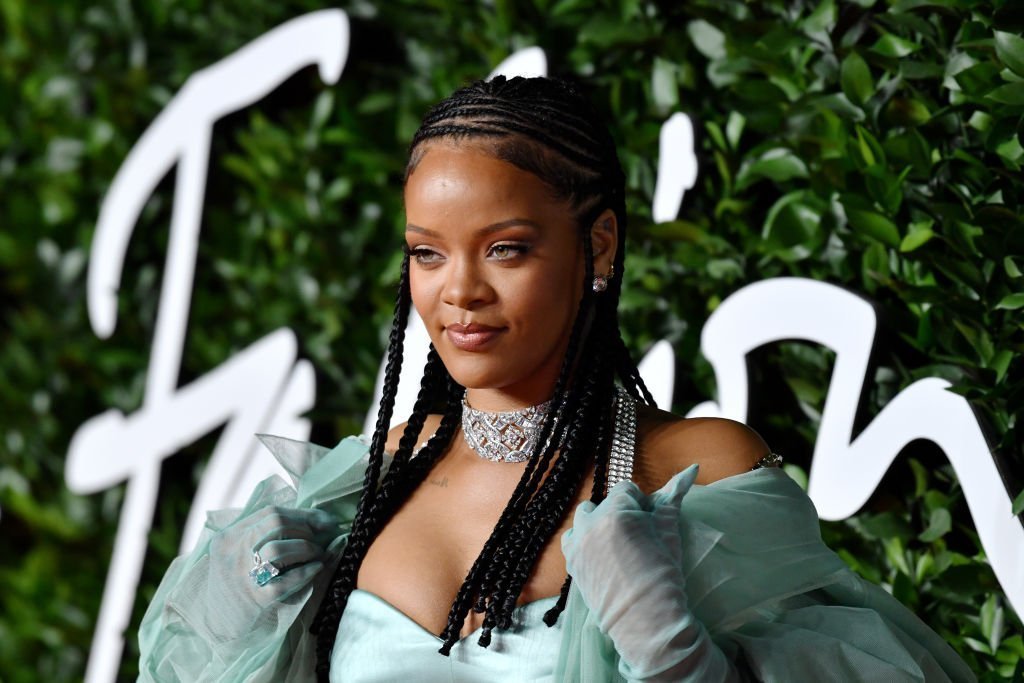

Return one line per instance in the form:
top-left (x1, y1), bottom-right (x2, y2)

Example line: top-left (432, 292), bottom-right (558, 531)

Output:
top-left (311, 76), bottom-right (654, 679)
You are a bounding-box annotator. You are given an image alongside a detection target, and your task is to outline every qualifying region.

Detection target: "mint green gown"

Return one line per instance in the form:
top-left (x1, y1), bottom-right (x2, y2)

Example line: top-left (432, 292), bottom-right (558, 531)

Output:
top-left (137, 435), bottom-right (975, 682)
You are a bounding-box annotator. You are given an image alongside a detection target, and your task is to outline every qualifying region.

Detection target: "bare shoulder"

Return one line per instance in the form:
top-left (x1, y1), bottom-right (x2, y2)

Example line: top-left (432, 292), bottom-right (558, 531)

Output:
top-left (633, 404), bottom-right (771, 492)
top-left (384, 414), bottom-right (444, 455)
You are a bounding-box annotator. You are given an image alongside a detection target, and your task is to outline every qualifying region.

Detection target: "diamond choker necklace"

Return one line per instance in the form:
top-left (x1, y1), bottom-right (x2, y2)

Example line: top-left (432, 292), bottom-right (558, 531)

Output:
top-left (461, 395), bottom-right (553, 463)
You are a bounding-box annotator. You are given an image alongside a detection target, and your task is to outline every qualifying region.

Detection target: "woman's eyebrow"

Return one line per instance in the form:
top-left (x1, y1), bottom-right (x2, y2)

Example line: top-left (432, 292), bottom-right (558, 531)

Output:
top-left (476, 218), bottom-right (542, 234)
top-left (405, 218), bottom-right (542, 237)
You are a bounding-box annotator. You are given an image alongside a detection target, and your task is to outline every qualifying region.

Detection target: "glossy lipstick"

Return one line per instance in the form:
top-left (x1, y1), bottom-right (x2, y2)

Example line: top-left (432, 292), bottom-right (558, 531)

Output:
top-left (446, 322), bottom-right (503, 351)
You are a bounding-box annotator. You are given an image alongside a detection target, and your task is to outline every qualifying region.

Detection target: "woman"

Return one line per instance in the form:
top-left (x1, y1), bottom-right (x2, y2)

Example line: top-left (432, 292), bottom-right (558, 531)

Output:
top-left (138, 76), bottom-right (974, 682)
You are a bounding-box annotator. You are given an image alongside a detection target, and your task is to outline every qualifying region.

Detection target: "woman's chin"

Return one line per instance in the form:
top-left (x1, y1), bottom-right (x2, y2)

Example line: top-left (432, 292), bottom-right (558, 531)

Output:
top-left (435, 353), bottom-right (511, 391)
top-left (444, 366), bottom-right (508, 391)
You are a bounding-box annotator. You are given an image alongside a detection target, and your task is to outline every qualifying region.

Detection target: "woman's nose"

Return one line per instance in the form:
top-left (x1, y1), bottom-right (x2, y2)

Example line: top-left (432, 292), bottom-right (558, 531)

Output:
top-left (441, 258), bottom-right (493, 310)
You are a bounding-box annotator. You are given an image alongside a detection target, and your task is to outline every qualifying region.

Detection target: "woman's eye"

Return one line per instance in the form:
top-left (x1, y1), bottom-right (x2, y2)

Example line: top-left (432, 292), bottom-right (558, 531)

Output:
top-left (488, 243), bottom-right (529, 260)
top-left (408, 247), bottom-right (443, 265)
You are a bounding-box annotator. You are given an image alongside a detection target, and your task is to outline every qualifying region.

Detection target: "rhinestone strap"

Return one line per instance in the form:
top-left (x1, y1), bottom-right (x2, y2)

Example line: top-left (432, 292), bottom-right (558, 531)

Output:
top-left (606, 387), bottom-right (637, 493)
top-left (752, 451), bottom-right (783, 469)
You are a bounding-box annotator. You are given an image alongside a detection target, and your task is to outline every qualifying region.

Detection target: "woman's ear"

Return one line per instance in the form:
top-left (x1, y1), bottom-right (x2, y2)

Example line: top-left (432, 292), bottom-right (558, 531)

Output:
top-left (589, 208), bottom-right (619, 276)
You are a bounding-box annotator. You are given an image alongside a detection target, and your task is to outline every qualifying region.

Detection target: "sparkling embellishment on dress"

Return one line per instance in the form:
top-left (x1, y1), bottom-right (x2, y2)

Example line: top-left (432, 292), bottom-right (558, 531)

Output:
top-left (461, 396), bottom-right (553, 463)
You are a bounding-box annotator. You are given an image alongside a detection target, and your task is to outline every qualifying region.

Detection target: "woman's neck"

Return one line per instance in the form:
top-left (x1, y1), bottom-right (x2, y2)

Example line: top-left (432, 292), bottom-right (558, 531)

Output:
top-left (463, 385), bottom-right (556, 412)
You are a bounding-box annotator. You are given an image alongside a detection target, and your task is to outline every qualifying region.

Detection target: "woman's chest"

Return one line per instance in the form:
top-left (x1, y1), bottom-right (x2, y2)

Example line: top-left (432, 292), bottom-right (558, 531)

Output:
top-left (357, 454), bottom-right (586, 638)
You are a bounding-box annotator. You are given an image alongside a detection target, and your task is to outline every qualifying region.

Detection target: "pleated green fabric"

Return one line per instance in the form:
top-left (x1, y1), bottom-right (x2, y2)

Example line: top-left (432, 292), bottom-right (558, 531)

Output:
top-left (138, 435), bottom-right (975, 682)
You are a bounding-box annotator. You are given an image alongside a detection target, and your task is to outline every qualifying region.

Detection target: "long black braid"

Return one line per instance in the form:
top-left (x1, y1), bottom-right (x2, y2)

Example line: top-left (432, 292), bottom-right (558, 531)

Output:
top-left (312, 76), bottom-right (655, 679)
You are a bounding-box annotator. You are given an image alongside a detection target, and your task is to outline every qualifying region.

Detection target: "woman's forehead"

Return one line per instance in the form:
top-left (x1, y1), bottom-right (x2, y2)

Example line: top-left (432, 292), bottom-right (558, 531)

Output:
top-left (404, 143), bottom-right (573, 225)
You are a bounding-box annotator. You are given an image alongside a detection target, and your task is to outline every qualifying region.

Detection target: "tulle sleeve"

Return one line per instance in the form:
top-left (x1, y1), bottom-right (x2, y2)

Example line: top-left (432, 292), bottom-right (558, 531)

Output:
top-left (554, 467), bottom-right (976, 683)
top-left (137, 435), bottom-right (372, 682)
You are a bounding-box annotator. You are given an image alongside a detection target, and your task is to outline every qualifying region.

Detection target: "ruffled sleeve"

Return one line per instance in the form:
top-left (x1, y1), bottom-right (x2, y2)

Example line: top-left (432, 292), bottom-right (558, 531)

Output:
top-left (137, 435), bottom-right (371, 682)
top-left (555, 467), bottom-right (975, 682)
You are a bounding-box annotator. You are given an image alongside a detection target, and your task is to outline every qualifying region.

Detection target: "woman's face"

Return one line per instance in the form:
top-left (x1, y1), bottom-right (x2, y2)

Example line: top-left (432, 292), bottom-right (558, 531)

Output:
top-left (403, 142), bottom-right (610, 409)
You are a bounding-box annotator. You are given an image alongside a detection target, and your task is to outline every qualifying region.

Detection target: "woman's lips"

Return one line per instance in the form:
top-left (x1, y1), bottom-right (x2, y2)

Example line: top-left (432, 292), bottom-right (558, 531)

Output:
top-left (445, 323), bottom-right (504, 351)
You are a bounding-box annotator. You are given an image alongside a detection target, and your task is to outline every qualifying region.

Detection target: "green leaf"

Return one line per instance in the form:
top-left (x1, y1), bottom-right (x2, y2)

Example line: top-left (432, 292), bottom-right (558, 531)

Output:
top-left (915, 552), bottom-right (934, 584)
top-left (854, 125), bottom-right (886, 166)
top-left (987, 82), bottom-right (1024, 105)
top-left (809, 92), bottom-right (866, 121)
top-left (954, 319), bottom-right (995, 364)
top-left (996, 135), bottom-right (1024, 163)
top-left (924, 489), bottom-right (951, 514)
top-left (943, 50), bottom-right (977, 92)
top-left (892, 570), bottom-right (917, 606)
top-left (884, 536), bottom-right (913, 576)
top-left (996, 292), bottom-right (1024, 310)
top-left (1012, 489), bottom-right (1024, 516)
top-left (890, 0), bottom-right (951, 9)
top-left (705, 121), bottom-right (727, 151)
top-left (980, 594), bottom-right (1005, 654)
top-left (886, 97), bottom-right (931, 126)
top-left (1005, 256), bottom-right (1023, 278)
top-left (954, 62), bottom-right (1000, 96)
top-left (967, 110), bottom-right (993, 132)
top-left (864, 164), bottom-right (906, 214)
top-left (726, 111), bottom-right (745, 149)
top-left (847, 208), bottom-right (901, 247)
top-left (861, 511), bottom-right (914, 540)
top-left (783, 463), bottom-right (809, 490)
top-left (550, 0), bottom-right (593, 15)
top-left (651, 58), bottom-right (679, 112)
top-left (578, 16), bottom-right (646, 47)
top-left (991, 349), bottom-right (1012, 382)
top-left (355, 91), bottom-right (394, 116)
top-left (919, 508), bottom-right (952, 542)
top-left (687, 20), bottom-right (726, 60)
top-left (762, 191), bottom-right (826, 260)
top-left (995, 31), bottom-right (1024, 78)
top-left (963, 637), bottom-right (993, 655)
top-left (737, 148), bottom-right (808, 188)
top-left (801, 0), bottom-right (836, 43)
top-left (901, 221), bottom-right (935, 252)
top-left (953, 220), bottom-right (983, 256)
top-left (706, 257), bottom-right (743, 281)
top-left (871, 33), bottom-right (921, 58)
top-left (311, 91), bottom-right (334, 128)
top-left (840, 51), bottom-right (873, 105)
top-left (645, 220), bottom-right (708, 242)
top-left (862, 241), bottom-right (890, 291)
top-left (908, 458), bottom-right (929, 499)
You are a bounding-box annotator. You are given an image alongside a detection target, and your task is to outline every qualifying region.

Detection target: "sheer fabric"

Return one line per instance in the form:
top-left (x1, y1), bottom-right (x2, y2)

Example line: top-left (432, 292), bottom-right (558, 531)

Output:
top-left (138, 435), bottom-right (975, 682)
top-left (554, 465), bottom-right (974, 682)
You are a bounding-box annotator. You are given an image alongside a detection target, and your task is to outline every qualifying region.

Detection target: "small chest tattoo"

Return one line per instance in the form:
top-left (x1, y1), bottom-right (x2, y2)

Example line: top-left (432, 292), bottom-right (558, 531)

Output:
top-left (428, 475), bottom-right (449, 488)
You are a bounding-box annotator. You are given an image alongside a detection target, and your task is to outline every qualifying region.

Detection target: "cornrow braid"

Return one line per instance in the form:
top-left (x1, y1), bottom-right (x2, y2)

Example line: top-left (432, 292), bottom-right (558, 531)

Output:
top-left (314, 76), bottom-right (655, 674)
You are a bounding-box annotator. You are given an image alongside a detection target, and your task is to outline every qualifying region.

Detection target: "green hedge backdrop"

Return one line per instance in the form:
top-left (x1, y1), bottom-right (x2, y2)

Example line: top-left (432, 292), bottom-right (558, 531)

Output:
top-left (2, 0), bottom-right (1023, 680)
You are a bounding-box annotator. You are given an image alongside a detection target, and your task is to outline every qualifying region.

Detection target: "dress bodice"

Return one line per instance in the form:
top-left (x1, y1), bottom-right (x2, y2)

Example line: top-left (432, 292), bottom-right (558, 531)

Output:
top-left (330, 589), bottom-right (562, 682)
